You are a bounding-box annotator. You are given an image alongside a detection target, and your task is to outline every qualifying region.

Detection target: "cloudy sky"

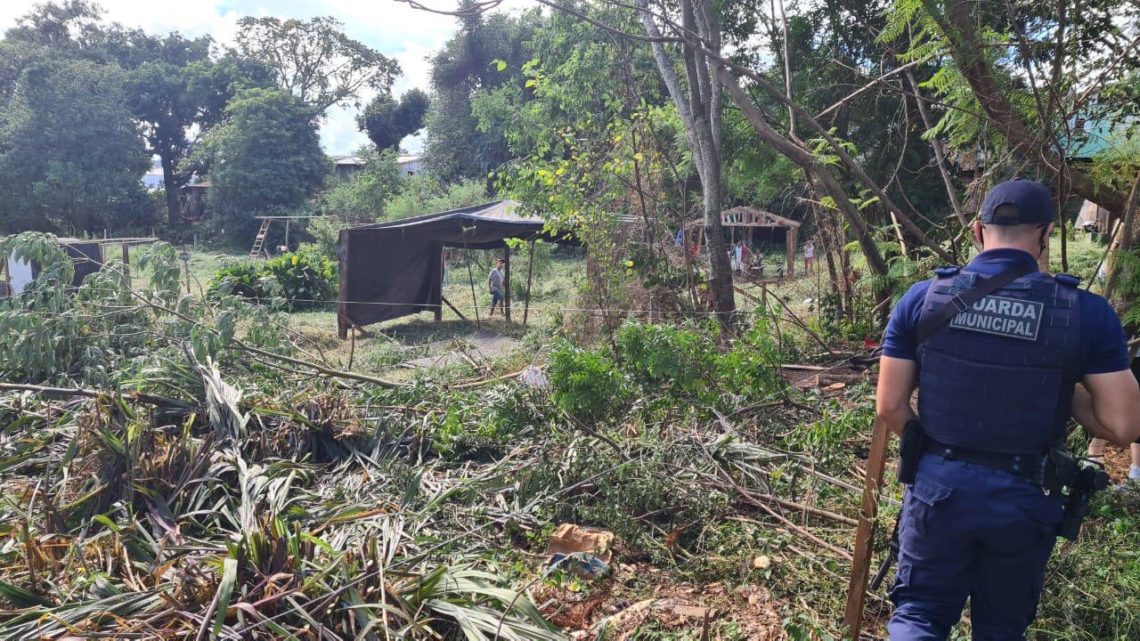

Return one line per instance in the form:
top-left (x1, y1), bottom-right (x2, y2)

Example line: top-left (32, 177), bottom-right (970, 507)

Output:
top-left (0, 0), bottom-right (530, 154)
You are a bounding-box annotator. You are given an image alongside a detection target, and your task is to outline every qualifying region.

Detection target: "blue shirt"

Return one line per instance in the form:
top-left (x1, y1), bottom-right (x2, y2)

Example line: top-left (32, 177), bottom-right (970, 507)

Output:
top-left (883, 248), bottom-right (1129, 375)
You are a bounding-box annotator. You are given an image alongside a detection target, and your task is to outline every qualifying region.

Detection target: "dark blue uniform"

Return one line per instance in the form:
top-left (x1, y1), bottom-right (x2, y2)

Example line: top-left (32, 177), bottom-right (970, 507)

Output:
top-left (882, 248), bottom-right (1128, 640)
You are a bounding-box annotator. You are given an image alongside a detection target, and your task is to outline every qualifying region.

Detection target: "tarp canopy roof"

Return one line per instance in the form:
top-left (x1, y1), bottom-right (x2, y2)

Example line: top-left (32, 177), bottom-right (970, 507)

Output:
top-left (337, 200), bottom-right (574, 332)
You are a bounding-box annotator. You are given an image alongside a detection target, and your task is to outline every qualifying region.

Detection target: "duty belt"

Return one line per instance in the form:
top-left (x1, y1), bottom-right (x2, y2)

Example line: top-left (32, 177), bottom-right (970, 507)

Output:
top-left (922, 438), bottom-right (1048, 484)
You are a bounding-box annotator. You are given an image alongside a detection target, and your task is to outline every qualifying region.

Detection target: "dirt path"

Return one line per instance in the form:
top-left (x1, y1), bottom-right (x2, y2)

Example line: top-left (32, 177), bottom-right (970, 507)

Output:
top-left (401, 330), bottom-right (520, 369)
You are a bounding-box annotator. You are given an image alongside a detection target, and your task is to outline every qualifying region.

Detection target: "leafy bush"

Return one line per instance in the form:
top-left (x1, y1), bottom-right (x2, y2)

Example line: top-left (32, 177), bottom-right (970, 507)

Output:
top-left (614, 317), bottom-right (785, 410)
top-left (209, 247), bottom-right (337, 311)
top-left (547, 339), bottom-right (629, 424)
top-left (385, 175), bottom-right (489, 220)
top-left (614, 320), bottom-right (720, 403)
top-left (547, 318), bottom-right (786, 424)
top-left (301, 216), bottom-right (343, 260)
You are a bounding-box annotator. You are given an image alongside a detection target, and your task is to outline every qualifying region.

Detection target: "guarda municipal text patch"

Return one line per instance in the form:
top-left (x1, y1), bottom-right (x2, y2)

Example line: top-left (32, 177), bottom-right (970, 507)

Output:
top-left (950, 295), bottom-right (1043, 341)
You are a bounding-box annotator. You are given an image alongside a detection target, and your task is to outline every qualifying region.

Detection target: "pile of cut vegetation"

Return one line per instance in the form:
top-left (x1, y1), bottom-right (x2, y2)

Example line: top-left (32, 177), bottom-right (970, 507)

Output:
top-left (1, 234), bottom-right (1138, 640)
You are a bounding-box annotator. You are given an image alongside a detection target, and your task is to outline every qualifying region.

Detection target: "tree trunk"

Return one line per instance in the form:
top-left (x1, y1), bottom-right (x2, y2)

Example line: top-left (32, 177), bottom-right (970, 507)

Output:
top-left (820, 214), bottom-right (843, 313)
top-left (701, 140), bottom-right (734, 318)
top-left (161, 152), bottom-right (180, 227)
top-left (1103, 171), bottom-right (1140, 302)
top-left (638, 0), bottom-right (734, 322)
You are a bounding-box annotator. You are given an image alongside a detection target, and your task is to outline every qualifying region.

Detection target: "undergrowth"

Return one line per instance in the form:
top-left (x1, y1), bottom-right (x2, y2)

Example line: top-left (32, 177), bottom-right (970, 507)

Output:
top-left (1, 233), bottom-right (1138, 640)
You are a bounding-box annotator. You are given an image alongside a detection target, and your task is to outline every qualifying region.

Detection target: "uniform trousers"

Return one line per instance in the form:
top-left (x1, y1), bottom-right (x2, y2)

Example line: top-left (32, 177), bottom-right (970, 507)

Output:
top-left (887, 454), bottom-right (1065, 640)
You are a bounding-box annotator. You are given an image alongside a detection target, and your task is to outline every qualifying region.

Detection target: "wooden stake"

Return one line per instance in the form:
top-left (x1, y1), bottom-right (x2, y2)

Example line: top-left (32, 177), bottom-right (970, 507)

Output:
top-left (843, 418), bottom-right (892, 640)
top-left (121, 243), bottom-right (131, 288)
top-left (435, 248), bottom-right (444, 322)
top-left (786, 226), bottom-right (797, 278)
top-left (523, 239), bottom-right (536, 325)
top-left (504, 247), bottom-right (512, 323)
top-left (465, 248), bottom-right (480, 327)
top-left (348, 326), bottom-right (357, 371)
top-left (441, 295), bottom-right (467, 320)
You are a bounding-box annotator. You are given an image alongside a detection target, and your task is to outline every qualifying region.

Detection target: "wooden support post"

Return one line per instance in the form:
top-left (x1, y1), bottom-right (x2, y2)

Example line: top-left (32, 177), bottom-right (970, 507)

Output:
top-left (523, 239), bottom-right (536, 325)
top-left (786, 226), bottom-right (797, 278)
top-left (285, 220), bottom-right (291, 251)
top-left (843, 418), bottom-right (892, 640)
top-left (441, 295), bottom-right (467, 320)
top-left (337, 234), bottom-right (351, 339)
top-left (121, 243), bottom-right (131, 288)
top-left (465, 249), bottom-right (480, 327)
top-left (435, 247), bottom-right (445, 322)
top-left (503, 247), bottom-right (512, 323)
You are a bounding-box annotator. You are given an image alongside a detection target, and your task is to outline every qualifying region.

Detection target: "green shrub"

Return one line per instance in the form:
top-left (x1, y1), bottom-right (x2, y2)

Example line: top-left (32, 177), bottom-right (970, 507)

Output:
top-left (546, 318), bottom-right (786, 425)
top-left (614, 320), bottom-right (719, 403)
top-left (209, 247), bottom-right (336, 311)
top-left (614, 317), bottom-right (785, 410)
top-left (209, 261), bottom-right (267, 301)
top-left (547, 340), bottom-right (629, 424)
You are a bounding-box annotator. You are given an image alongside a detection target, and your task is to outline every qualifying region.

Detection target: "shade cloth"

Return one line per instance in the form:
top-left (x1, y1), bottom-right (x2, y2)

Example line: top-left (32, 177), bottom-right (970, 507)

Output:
top-left (337, 200), bottom-right (573, 334)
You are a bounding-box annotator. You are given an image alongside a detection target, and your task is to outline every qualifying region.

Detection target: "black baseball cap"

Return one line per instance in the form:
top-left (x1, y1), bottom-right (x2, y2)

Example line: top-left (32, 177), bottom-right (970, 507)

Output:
top-left (980, 179), bottom-right (1055, 225)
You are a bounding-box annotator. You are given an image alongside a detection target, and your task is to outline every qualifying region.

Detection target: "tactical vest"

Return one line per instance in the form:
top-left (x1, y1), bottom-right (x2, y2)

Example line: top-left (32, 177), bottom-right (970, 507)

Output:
top-left (917, 267), bottom-right (1082, 455)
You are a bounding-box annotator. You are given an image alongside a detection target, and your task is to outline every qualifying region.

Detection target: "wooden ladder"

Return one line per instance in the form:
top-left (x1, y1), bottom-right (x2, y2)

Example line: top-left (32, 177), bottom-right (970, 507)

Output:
top-left (249, 218), bottom-right (270, 259)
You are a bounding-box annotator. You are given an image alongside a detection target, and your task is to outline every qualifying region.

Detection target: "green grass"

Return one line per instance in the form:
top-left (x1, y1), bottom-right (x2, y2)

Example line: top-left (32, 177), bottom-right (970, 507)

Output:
top-left (199, 250), bottom-right (590, 378)
top-left (1051, 229), bottom-right (1108, 286)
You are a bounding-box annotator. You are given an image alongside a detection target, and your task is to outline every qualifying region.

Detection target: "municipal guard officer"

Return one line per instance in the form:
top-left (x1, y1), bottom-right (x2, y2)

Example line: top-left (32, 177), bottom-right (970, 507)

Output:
top-left (877, 178), bottom-right (1140, 640)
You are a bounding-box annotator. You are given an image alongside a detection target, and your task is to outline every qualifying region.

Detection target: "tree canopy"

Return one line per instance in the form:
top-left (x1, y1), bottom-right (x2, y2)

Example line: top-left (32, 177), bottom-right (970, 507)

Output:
top-left (0, 53), bottom-right (151, 234)
top-left (358, 88), bottom-right (430, 151)
top-left (423, 7), bottom-right (542, 181)
top-left (194, 87), bottom-right (327, 225)
top-left (233, 16), bottom-right (401, 114)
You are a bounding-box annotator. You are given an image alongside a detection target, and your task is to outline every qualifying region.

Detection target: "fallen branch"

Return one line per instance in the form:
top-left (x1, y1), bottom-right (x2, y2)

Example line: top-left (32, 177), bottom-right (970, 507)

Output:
top-left (781, 364), bottom-right (828, 372)
top-left (708, 466), bottom-right (854, 558)
top-left (450, 368), bottom-right (530, 390)
top-left (0, 382), bottom-right (190, 410)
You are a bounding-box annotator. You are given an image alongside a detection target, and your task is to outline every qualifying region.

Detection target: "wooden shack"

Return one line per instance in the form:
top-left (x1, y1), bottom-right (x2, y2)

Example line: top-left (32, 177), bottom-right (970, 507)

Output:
top-left (686, 207), bottom-right (802, 277)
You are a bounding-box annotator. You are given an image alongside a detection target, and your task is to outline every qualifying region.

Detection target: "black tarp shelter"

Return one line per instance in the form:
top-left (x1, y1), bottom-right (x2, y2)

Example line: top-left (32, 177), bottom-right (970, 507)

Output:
top-left (337, 200), bottom-right (573, 336)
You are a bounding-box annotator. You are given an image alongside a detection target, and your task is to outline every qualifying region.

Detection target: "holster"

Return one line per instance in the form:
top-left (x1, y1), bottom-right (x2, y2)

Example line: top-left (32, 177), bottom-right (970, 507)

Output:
top-left (1045, 446), bottom-right (1109, 541)
top-left (897, 420), bottom-right (925, 485)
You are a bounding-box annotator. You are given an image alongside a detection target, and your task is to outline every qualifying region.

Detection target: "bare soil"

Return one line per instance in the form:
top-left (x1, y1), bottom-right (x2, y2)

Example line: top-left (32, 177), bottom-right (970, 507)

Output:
top-left (535, 561), bottom-right (785, 640)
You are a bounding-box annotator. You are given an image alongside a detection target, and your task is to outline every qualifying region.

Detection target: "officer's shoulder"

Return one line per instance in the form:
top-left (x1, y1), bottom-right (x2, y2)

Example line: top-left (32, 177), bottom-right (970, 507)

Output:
top-left (1053, 273), bottom-right (1080, 287)
top-left (933, 265), bottom-right (961, 278)
top-left (895, 278), bottom-right (934, 312)
top-left (1070, 283), bottom-right (1115, 313)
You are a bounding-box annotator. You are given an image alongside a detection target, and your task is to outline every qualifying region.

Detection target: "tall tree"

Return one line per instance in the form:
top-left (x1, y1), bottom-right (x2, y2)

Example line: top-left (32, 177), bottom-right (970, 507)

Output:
top-left (233, 16), bottom-right (400, 114)
top-left (108, 31), bottom-right (212, 227)
top-left (358, 88), bottom-right (430, 151)
top-left (638, 0), bottom-right (735, 319)
top-left (909, 0), bottom-right (1133, 214)
top-left (4, 0), bottom-right (105, 52)
top-left (0, 54), bottom-right (152, 234)
top-left (109, 32), bottom-right (276, 227)
top-left (424, 7), bottom-right (539, 181)
top-left (193, 87), bottom-right (327, 225)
